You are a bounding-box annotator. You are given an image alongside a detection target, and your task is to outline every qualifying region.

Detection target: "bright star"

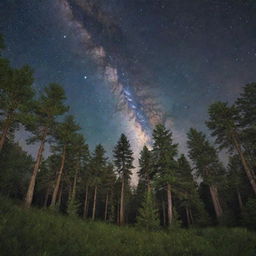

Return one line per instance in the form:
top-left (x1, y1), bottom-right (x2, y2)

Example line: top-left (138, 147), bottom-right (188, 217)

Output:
top-left (84, 75), bottom-right (87, 79)
top-left (63, 35), bottom-right (67, 38)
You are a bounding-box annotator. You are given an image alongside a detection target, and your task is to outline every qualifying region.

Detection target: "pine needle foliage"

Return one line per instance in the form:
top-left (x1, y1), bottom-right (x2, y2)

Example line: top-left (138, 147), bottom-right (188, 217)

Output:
top-left (136, 191), bottom-right (160, 231)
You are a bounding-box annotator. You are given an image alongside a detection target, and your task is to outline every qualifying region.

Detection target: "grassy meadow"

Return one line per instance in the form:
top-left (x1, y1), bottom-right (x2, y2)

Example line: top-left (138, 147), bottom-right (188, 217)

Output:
top-left (0, 196), bottom-right (255, 256)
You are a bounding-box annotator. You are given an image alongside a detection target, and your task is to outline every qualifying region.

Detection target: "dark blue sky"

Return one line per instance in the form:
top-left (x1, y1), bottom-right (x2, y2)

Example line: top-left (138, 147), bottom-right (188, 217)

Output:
top-left (1, 0), bottom-right (256, 161)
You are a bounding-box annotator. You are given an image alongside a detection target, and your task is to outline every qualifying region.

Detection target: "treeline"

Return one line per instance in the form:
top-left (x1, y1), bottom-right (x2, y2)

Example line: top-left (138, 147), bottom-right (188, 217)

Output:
top-left (0, 34), bottom-right (256, 230)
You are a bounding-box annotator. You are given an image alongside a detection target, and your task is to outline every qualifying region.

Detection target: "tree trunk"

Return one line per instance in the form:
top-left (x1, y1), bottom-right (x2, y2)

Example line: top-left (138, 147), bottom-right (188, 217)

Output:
top-left (43, 186), bottom-right (50, 208)
top-left (185, 206), bottom-right (190, 226)
top-left (92, 185), bottom-right (97, 220)
top-left (209, 185), bottom-right (223, 218)
top-left (189, 208), bottom-right (194, 224)
top-left (109, 187), bottom-right (114, 222)
top-left (214, 185), bottom-right (223, 217)
top-left (24, 130), bottom-right (47, 208)
top-left (83, 184), bottom-right (89, 218)
top-left (119, 176), bottom-right (125, 225)
top-left (162, 199), bottom-right (166, 226)
top-left (56, 185), bottom-right (63, 209)
top-left (232, 133), bottom-right (256, 194)
top-left (51, 145), bottom-right (66, 206)
top-left (71, 168), bottom-right (78, 201)
top-left (147, 175), bottom-right (151, 194)
top-left (57, 185), bottom-right (63, 207)
top-left (236, 188), bottom-right (243, 210)
top-left (117, 200), bottom-right (120, 225)
top-left (67, 184), bottom-right (72, 201)
top-left (0, 114), bottom-right (12, 152)
top-left (104, 192), bottom-right (109, 221)
top-left (167, 183), bottom-right (173, 226)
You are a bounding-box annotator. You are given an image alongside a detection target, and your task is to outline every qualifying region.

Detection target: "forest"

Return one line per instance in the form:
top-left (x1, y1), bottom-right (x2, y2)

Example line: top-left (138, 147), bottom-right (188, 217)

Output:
top-left (0, 32), bottom-right (256, 256)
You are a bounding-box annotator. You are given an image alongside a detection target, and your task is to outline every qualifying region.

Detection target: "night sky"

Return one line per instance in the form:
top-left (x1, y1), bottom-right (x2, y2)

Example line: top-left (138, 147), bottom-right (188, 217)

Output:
top-left (1, 0), bottom-right (256, 178)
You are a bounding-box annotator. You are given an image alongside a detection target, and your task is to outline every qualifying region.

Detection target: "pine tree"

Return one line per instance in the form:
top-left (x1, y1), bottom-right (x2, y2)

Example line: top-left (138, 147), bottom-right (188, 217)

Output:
top-left (176, 155), bottom-right (208, 226)
top-left (50, 115), bottom-right (80, 207)
top-left (187, 128), bottom-right (224, 219)
top-left (81, 151), bottom-right (92, 219)
top-left (138, 146), bottom-right (154, 193)
top-left (236, 83), bottom-right (256, 178)
top-left (226, 155), bottom-right (251, 212)
top-left (152, 124), bottom-right (178, 226)
top-left (0, 64), bottom-right (34, 152)
top-left (66, 197), bottom-right (80, 217)
top-left (113, 134), bottom-right (134, 225)
top-left (90, 144), bottom-right (108, 220)
top-left (136, 191), bottom-right (160, 231)
top-left (66, 133), bottom-right (89, 216)
top-left (70, 134), bottom-right (89, 201)
top-left (206, 102), bottom-right (256, 195)
top-left (102, 162), bottom-right (116, 221)
top-left (24, 83), bottom-right (68, 208)
top-left (41, 155), bottom-right (61, 207)
top-left (236, 83), bottom-right (256, 129)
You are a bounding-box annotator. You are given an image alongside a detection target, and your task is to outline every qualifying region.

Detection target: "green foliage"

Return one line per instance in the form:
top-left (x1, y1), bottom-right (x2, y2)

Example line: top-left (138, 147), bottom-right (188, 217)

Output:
top-left (236, 83), bottom-right (256, 160)
top-left (0, 142), bottom-right (33, 198)
top-left (66, 199), bottom-right (80, 217)
top-left (90, 144), bottom-right (108, 185)
top-left (53, 115), bottom-right (80, 148)
top-left (136, 191), bottom-right (160, 231)
top-left (64, 133), bottom-right (90, 190)
top-left (136, 146), bottom-right (154, 210)
top-left (236, 83), bottom-right (256, 128)
top-left (187, 128), bottom-right (224, 185)
top-left (176, 155), bottom-right (210, 226)
top-left (36, 155), bottom-right (60, 194)
top-left (206, 101), bottom-right (239, 150)
top-left (152, 124), bottom-right (179, 226)
top-left (138, 146), bottom-right (154, 185)
top-left (242, 198), bottom-right (256, 230)
top-left (0, 64), bottom-right (34, 114)
top-left (227, 156), bottom-right (244, 189)
top-left (0, 34), bottom-right (5, 51)
top-left (0, 197), bottom-right (256, 256)
top-left (152, 124), bottom-right (178, 178)
top-left (225, 155), bottom-right (250, 213)
top-left (0, 64), bottom-right (34, 144)
top-left (26, 83), bottom-right (69, 143)
top-left (113, 134), bottom-right (134, 180)
top-left (152, 124), bottom-right (178, 188)
top-left (187, 129), bottom-right (225, 220)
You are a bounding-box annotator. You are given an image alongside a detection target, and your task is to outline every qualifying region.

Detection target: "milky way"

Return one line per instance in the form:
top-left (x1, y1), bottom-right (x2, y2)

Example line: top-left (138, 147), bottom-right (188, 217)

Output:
top-left (1, 0), bottom-right (256, 182)
top-left (58, 0), bottom-right (168, 148)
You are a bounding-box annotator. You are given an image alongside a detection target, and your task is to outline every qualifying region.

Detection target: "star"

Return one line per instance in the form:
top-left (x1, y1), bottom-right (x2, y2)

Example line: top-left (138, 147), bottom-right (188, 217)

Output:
top-left (63, 35), bottom-right (67, 39)
top-left (84, 75), bottom-right (87, 79)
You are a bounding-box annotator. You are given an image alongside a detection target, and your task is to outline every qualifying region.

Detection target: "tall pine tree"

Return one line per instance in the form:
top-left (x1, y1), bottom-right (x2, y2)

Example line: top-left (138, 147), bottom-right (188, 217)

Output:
top-left (113, 134), bottom-right (134, 225)
top-left (90, 144), bottom-right (108, 220)
top-left (152, 124), bottom-right (178, 226)
top-left (206, 102), bottom-right (256, 195)
top-left (50, 115), bottom-right (80, 207)
top-left (24, 83), bottom-right (68, 208)
top-left (187, 128), bottom-right (224, 219)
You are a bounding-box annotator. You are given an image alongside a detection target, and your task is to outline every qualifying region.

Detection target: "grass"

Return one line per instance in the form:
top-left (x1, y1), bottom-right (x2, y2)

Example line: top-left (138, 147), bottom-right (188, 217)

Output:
top-left (0, 196), bottom-right (256, 256)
